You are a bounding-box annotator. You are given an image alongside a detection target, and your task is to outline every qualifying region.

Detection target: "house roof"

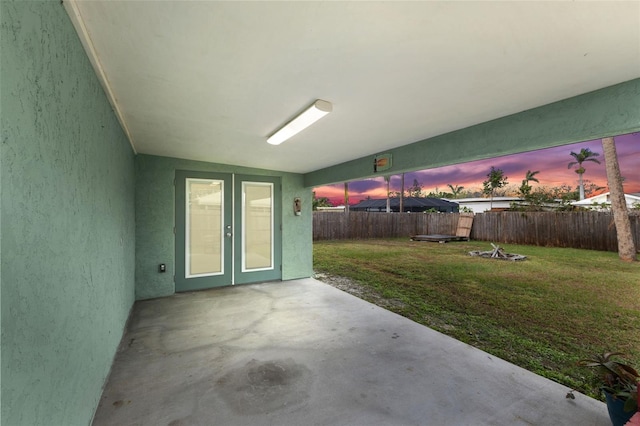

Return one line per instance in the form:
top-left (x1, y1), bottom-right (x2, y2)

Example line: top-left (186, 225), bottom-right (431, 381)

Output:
top-left (64, 2), bottom-right (640, 176)
top-left (455, 197), bottom-right (522, 204)
top-left (571, 192), bottom-right (640, 206)
top-left (352, 197), bottom-right (457, 210)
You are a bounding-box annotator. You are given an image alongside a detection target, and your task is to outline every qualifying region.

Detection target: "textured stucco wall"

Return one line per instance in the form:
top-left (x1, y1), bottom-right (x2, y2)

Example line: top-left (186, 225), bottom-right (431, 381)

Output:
top-left (305, 78), bottom-right (640, 187)
top-left (1, 2), bottom-right (135, 425)
top-left (135, 154), bottom-right (312, 300)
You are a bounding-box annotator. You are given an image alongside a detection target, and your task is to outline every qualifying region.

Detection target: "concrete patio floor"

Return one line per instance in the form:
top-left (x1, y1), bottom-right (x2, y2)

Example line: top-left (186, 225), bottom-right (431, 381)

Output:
top-left (93, 278), bottom-right (609, 425)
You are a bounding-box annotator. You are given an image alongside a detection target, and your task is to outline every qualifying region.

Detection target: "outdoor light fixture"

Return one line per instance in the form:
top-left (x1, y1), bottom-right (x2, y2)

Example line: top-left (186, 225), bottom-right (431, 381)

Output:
top-left (267, 99), bottom-right (332, 145)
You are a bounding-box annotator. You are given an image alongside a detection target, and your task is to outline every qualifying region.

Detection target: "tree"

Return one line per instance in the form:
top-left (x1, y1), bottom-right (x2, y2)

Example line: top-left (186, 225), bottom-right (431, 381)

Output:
top-left (312, 192), bottom-right (332, 210)
top-left (510, 184), bottom-right (579, 212)
top-left (407, 179), bottom-right (423, 197)
top-left (399, 173), bottom-right (405, 213)
top-left (344, 182), bottom-right (350, 214)
top-left (426, 188), bottom-right (449, 198)
top-left (482, 167), bottom-right (508, 210)
top-left (384, 175), bottom-right (391, 213)
top-left (601, 137), bottom-right (636, 261)
top-left (447, 184), bottom-right (465, 199)
top-left (519, 170), bottom-right (540, 198)
top-left (568, 148), bottom-right (601, 200)
top-left (582, 179), bottom-right (605, 198)
top-left (546, 184), bottom-right (579, 208)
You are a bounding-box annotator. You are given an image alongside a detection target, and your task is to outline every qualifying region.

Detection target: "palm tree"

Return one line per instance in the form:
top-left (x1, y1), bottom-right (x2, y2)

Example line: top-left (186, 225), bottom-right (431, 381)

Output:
top-left (519, 170), bottom-right (540, 197)
top-left (601, 137), bottom-right (636, 261)
top-left (399, 173), bottom-right (405, 213)
top-left (524, 170), bottom-right (540, 184)
top-left (447, 184), bottom-right (465, 199)
top-left (344, 182), bottom-right (349, 214)
top-left (568, 148), bottom-right (601, 200)
top-left (384, 175), bottom-right (391, 213)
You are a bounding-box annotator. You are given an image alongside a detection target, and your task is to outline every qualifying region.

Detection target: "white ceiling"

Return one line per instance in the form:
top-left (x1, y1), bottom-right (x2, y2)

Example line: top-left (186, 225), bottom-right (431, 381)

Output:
top-left (67, 1), bottom-right (640, 174)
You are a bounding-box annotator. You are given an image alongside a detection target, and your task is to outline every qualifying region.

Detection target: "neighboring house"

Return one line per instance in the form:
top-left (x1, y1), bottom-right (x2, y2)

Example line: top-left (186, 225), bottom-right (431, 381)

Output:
top-left (455, 197), bottom-right (522, 213)
top-left (571, 192), bottom-right (640, 211)
top-left (350, 197), bottom-right (459, 213)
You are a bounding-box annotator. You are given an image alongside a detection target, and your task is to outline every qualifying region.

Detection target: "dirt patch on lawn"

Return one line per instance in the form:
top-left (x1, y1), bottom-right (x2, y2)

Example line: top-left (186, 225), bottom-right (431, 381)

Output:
top-left (313, 271), bottom-right (407, 311)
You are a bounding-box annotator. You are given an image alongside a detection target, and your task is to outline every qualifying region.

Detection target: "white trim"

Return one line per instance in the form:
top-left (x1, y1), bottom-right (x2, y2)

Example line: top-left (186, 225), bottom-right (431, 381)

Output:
top-left (231, 174), bottom-right (236, 285)
top-left (63, 0), bottom-right (137, 154)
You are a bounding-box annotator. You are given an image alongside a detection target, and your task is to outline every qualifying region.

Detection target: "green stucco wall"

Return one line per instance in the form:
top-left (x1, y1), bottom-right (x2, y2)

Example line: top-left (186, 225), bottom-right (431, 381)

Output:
top-left (1, 2), bottom-right (136, 425)
top-left (135, 154), bottom-right (312, 300)
top-left (305, 78), bottom-right (640, 187)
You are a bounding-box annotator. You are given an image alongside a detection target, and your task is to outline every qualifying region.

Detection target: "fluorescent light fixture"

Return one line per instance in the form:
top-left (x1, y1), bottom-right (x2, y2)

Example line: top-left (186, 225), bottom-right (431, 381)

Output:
top-left (267, 99), bottom-right (332, 145)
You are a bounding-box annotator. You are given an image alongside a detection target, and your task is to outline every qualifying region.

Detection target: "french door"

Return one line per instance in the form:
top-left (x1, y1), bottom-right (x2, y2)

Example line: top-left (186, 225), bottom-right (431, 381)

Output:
top-left (175, 171), bottom-right (281, 291)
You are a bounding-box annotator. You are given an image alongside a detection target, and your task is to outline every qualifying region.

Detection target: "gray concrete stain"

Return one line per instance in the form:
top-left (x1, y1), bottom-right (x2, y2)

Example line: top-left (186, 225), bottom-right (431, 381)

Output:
top-left (216, 358), bottom-right (311, 415)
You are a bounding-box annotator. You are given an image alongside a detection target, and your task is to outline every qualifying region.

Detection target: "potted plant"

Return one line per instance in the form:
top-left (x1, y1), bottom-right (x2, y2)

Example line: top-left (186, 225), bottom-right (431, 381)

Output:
top-left (578, 352), bottom-right (639, 426)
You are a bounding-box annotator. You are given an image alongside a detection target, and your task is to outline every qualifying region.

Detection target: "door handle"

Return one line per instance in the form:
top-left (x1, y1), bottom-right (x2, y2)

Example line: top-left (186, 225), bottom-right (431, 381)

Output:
top-left (226, 232), bottom-right (232, 237)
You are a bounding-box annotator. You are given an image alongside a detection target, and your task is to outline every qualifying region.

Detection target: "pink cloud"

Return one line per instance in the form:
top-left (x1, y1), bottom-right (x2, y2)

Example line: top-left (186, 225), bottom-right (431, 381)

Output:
top-left (315, 133), bottom-right (640, 205)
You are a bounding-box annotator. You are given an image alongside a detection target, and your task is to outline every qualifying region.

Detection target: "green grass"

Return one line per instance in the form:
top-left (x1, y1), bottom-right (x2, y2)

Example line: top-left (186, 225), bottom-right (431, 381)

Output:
top-left (313, 239), bottom-right (640, 400)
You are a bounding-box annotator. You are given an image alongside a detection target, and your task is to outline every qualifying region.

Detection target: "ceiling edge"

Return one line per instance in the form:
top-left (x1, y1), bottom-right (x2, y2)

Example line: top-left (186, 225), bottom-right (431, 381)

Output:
top-left (63, 0), bottom-right (137, 154)
top-left (303, 78), bottom-right (640, 188)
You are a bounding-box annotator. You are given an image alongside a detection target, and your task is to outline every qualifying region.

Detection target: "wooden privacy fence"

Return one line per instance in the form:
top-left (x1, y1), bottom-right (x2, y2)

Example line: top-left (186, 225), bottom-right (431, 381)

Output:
top-left (313, 211), bottom-right (459, 241)
top-left (313, 211), bottom-right (640, 252)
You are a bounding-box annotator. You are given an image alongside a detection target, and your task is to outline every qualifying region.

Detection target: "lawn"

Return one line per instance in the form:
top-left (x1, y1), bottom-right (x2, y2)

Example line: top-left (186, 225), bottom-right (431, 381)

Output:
top-left (313, 239), bottom-right (640, 400)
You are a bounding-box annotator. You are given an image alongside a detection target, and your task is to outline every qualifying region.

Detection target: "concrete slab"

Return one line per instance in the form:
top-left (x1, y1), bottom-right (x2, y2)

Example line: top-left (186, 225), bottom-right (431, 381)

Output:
top-left (93, 278), bottom-right (609, 426)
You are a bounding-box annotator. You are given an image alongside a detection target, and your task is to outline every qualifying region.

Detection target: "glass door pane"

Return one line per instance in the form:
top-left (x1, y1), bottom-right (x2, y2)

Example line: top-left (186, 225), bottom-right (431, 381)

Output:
top-left (242, 182), bottom-right (273, 271)
top-left (186, 178), bottom-right (224, 277)
top-left (176, 171), bottom-right (232, 291)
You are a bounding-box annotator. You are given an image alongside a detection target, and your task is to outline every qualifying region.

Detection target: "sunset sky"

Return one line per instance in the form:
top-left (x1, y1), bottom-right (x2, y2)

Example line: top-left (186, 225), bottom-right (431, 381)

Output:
top-left (314, 132), bottom-right (640, 206)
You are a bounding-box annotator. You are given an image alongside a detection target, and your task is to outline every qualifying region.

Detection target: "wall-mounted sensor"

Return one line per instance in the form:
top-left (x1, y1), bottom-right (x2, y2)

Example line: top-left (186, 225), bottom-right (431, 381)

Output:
top-left (159, 263), bottom-right (166, 273)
